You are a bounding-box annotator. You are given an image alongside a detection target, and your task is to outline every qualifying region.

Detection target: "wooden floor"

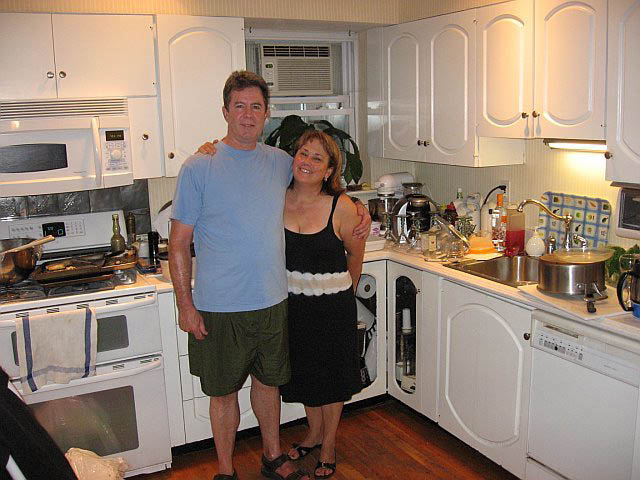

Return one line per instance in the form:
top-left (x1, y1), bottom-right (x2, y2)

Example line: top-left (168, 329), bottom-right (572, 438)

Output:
top-left (135, 397), bottom-right (518, 480)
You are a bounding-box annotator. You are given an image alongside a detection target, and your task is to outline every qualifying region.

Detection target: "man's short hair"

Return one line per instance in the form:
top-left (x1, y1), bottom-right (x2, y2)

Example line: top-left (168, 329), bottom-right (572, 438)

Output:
top-left (223, 71), bottom-right (270, 110)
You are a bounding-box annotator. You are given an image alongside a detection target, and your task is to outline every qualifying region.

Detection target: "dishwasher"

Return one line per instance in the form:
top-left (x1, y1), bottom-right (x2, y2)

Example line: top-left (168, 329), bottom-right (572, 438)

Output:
top-left (527, 310), bottom-right (640, 480)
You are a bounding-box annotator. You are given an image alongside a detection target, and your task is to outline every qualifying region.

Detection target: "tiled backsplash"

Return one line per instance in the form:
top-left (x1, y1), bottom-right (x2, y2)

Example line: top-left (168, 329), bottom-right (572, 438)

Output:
top-left (0, 180), bottom-right (151, 235)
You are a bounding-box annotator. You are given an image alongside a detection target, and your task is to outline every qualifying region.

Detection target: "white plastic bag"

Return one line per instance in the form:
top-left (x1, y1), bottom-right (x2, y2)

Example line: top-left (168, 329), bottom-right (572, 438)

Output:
top-left (65, 448), bottom-right (129, 480)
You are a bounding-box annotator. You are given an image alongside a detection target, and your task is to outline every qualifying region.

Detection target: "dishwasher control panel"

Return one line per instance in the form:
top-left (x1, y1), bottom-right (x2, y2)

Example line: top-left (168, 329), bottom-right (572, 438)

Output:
top-left (533, 323), bottom-right (640, 387)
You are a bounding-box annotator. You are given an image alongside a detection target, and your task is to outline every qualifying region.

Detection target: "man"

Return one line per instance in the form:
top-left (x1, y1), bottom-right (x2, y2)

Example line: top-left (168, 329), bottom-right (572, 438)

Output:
top-left (170, 71), bottom-right (369, 480)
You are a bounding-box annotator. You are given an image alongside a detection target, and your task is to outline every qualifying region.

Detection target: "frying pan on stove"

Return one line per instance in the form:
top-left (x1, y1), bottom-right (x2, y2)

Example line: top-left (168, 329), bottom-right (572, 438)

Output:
top-left (32, 250), bottom-right (137, 282)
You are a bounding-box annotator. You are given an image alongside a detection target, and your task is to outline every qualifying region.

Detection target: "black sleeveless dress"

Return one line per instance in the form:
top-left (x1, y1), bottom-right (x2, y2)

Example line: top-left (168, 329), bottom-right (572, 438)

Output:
top-left (280, 195), bottom-right (362, 407)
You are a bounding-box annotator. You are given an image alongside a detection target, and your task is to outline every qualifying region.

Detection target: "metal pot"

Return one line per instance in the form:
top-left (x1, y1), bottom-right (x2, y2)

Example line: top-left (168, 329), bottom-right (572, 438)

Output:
top-left (0, 238), bottom-right (43, 285)
top-left (537, 259), bottom-right (606, 295)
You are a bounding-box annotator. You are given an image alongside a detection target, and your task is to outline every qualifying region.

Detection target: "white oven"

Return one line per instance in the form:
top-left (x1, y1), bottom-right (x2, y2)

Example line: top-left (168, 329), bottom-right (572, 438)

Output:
top-left (0, 98), bottom-right (133, 196)
top-left (0, 281), bottom-right (172, 477)
top-left (0, 290), bottom-right (161, 379)
top-left (16, 354), bottom-right (171, 477)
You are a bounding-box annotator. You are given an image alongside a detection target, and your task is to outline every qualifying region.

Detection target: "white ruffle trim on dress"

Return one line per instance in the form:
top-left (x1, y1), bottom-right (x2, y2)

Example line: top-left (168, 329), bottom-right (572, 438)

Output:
top-left (287, 270), bottom-right (352, 296)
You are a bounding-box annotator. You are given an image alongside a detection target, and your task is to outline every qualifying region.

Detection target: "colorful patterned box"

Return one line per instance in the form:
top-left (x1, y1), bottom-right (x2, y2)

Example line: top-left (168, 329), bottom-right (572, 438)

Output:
top-left (536, 192), bottom-right (611, 248)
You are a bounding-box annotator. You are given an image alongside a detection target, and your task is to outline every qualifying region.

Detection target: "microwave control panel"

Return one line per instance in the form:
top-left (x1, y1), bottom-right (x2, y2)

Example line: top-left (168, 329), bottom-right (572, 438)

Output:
top-left (102, 129), bottom-right (130, 171)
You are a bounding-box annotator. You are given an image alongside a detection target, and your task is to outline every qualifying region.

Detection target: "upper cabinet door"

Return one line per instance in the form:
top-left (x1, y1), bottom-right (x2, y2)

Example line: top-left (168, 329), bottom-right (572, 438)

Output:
top-left (476, 0), bottom-right (534, 138)
top-left (157, 16), bottom-right (245, 177)
top-left (383, 21), bottom-right (425, 162)
top-left (0, 13), bottom-right (57, 100)
top-left (606, 0), bottom-right (640, 184)
top-left (534, 0), bottom-right (606, 139)
top-left (52, 14), bottom-right (156, 98)
top-left (422, 9), bottom-right (476, 166)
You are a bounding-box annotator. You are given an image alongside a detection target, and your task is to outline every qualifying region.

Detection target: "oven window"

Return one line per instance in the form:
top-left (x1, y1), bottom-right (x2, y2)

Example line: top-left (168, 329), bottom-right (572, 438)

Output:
top-left (0, 144), bottom-right (68, 173)
top-left (29, 386), bottom-right (139, 456)
top-left (97, 315), bottom-right (130, 352)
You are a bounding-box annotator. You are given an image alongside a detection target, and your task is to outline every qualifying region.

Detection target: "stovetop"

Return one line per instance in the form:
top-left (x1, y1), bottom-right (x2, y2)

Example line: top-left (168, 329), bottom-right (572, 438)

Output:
top-left (0, 274), bottom-right (154, 313)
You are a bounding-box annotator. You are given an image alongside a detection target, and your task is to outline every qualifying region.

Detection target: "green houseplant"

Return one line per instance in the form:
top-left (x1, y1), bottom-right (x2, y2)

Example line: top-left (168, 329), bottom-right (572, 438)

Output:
top-left (264, 115), bottom-right (363, 186)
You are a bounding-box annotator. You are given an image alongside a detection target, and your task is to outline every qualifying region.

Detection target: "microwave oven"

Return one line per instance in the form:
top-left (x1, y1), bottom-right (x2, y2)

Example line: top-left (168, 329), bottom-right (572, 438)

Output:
top-left (0, 98), bottom-right (133, 197)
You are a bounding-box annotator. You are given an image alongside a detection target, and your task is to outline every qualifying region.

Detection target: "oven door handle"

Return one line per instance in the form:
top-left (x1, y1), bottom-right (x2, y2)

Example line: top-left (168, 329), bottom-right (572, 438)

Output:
top-left (0, 296), bottom-right (156, 328)
top-left (93, 295), bottom-right (156, 315)
top-left (21, 356), bottom-right (163, 395)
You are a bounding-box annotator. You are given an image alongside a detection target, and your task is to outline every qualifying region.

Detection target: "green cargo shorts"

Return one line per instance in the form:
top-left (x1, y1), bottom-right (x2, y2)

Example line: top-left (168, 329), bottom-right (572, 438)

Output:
top-left (188, 300), bottom-right (290, 397)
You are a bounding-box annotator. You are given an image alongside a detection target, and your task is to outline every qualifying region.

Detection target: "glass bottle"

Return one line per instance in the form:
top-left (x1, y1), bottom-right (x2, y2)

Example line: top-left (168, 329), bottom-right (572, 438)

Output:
top-left (110, 213), bottom-right (126, 254)
top-left (491, 193), bottom-right (507, 252)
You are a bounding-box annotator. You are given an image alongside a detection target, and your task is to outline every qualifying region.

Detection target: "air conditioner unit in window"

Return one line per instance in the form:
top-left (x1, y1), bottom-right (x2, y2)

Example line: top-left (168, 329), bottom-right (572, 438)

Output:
top-left (260, 44), bottom-right (334, 96)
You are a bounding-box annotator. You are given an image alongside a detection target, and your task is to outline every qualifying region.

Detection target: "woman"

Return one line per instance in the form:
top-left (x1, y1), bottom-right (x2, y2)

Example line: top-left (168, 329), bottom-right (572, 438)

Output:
top-left (280, 130), bottom-right (365, 479)
top-left (198, 131), bottom-right (366, 478)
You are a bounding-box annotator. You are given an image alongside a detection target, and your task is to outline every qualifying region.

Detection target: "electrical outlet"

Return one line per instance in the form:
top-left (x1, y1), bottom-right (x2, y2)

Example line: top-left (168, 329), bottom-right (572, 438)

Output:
top-left (500, 179), bottom-right (512, 204)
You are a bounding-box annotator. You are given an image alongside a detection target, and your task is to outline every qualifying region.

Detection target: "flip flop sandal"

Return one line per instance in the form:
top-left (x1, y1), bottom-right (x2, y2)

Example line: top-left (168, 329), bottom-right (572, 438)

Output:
top-left (287, 443), bottom-right (322, 461)
top-left (213, 471), bottom-right (237, 480)
top-left (261, 454), bottom-right (309, 480)
top-left (314, 460), bottom-right (337, 479)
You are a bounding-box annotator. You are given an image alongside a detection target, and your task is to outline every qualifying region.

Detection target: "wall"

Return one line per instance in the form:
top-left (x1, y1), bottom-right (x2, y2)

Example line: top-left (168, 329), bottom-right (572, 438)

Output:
top-left (0, 0), bottom-right (400, 25)
top-left (367, 141), bottom-right (637, 249)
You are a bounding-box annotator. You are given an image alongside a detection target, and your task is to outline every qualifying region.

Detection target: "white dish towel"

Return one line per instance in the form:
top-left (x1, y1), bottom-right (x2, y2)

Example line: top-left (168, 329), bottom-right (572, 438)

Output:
top-left (15, 307), bottom-right (97, 393)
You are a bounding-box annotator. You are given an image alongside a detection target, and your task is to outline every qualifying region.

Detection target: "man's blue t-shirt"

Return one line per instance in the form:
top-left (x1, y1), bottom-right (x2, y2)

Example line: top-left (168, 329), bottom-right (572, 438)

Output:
top-left (171, 142), bottom-right (293, 312)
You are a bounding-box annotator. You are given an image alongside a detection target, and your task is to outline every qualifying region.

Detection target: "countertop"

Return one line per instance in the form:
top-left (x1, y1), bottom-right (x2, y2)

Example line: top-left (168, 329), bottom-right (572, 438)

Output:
top-left (143, 248), bottom-right (640, 352)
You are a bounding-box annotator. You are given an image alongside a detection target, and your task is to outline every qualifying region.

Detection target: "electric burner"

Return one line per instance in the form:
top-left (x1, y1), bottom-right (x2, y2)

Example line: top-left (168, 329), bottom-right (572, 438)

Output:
top-left (0, 280), bottom-right (46, 304)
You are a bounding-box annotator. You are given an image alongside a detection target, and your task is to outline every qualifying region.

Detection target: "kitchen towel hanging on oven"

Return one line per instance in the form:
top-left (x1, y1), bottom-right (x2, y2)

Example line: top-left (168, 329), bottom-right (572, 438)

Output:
top-left (15, 307), bottom-right (97, 393)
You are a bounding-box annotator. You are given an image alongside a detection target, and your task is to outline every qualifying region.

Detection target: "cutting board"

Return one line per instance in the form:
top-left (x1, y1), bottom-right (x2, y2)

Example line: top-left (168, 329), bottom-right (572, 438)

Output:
top-left (536, 192), bottom-right (611, 248)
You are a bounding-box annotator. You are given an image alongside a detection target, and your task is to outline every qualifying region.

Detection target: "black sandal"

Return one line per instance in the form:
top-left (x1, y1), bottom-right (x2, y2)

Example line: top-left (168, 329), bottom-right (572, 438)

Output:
top-left (213, 471), bottom-right (237, 480)
top-left (287, 443), bottom-right (322, 461)
top-left (314, 460), bottom-right (336, 479)
top-left (261, 454), bottom-right (309, 480)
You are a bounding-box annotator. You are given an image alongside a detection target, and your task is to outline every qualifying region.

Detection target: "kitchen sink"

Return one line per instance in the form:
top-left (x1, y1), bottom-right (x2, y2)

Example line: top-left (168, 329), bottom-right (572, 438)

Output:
top-left (444, 255), bottom-right (539, 288)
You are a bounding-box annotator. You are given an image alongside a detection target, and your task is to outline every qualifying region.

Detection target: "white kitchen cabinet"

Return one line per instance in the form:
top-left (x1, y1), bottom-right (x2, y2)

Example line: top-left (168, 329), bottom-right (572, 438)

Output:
top-left (0, 13), bottom-right (156, 100)
top-left (477, 0), bottom-right (606, 140)
top-left (439, 280), bottom-right (532, 479)
top-left (156, 16), bottom-right (245, 178)
top-left (605, 0), bottom-right (640, 184)
top-left (420, 270), bottom-right (440, 422)
top-left (387, 262), bottom-right (423, 413)
top-left (128, 97), bottom-right (164, 179)
top-left (422, 9), bottom-right (477, 166)
top-left (382, 20), bottom-right (424, 162)
top-left (349, 260), bottom-right (388, 403)
top-left (476, 0), bottom-right (534, 138)
top-left (0, 13), bottom-right (56, 100)
top-left (533, 0), bottom-right (607, 140)
top-left (158, 291), bottom-right (185, 447)
top-left (375, 11), bottom-right (524, 167)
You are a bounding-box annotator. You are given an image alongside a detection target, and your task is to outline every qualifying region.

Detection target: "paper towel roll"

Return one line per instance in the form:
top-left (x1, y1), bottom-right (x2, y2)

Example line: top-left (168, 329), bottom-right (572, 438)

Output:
top-left (356, 274), bottom-right (376, 299)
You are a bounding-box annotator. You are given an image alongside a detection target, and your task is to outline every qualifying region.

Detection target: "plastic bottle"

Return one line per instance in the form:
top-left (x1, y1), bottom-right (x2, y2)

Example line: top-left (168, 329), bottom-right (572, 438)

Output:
top-left (505, 204), bottom-right (525, 254)
top-left (480, 200), bottom-right (496, 233)
top-left (491, 193), bottom-right (507, 251)
top-left (456, 187), bottom-right (464, 200)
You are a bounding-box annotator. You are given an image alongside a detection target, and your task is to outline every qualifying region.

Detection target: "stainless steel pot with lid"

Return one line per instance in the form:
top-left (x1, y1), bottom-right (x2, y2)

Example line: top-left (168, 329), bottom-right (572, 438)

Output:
top-left (537, 247), bottom-right (614, 312)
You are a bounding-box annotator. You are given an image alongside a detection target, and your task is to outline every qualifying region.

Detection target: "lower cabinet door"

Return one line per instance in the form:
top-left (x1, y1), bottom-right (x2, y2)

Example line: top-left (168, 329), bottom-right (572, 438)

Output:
top-left (438, 280), bottom-right (532, 479)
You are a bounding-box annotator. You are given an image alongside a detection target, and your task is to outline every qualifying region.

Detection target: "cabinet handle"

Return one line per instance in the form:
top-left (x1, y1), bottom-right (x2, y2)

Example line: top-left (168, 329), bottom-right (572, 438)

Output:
top-left (521, 112), bottom-right (529, 119)
top-left (531, 111), bottom-right (539, 118)
top-left (168, 152), bottom-right (175, 159)
top-left (523, 332), bottom-right (531, 340)
top-left (58, 71), bottom-right (67, 78)
top-left (46, 71), bottom-right (55, 79)
top-left (604, 151), bottom-right (612, 159)
top-left (142, 133), bottom-right (149, 140)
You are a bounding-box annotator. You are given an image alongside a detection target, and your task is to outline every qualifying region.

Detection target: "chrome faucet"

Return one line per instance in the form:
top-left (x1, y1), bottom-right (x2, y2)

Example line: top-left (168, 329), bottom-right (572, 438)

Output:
top-left (517, 199), bottom-right (574, 250)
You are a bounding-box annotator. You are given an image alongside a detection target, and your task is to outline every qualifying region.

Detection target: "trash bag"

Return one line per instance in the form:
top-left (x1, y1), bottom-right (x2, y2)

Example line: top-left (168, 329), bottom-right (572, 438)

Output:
top-left (65, 448), bottom-right (129, 480)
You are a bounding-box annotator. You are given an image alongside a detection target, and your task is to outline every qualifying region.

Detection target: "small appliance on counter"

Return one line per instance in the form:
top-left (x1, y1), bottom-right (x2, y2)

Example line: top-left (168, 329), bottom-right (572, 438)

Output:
top-left (612, 184), bottom-right (640, 240)
top-left (374, 172), bottom-right (415, 196)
